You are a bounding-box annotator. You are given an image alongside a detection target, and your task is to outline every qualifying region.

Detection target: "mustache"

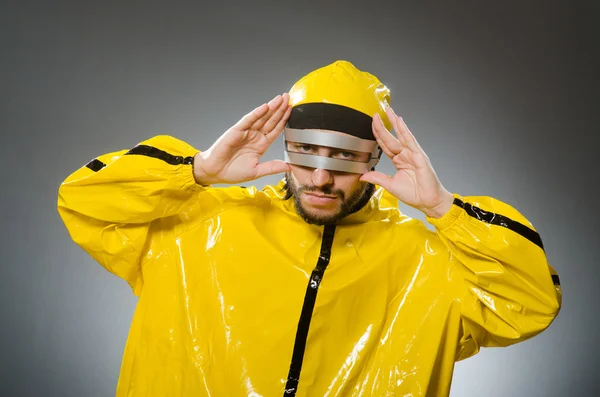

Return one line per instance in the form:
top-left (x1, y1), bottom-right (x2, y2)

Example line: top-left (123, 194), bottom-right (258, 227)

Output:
top-left (298, 185), bottom-right (345, 200)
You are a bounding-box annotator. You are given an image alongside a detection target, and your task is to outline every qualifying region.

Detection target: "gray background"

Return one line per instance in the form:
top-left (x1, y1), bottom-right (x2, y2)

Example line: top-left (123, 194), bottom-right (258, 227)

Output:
top-left (2, 1), bottom-right (598, 396)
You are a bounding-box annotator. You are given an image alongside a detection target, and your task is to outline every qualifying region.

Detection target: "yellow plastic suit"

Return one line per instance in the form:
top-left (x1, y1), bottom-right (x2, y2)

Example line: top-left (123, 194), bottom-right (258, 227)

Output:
top-left (57, 135), bottom-right (561, 396)
top-left (58, 61), bottom-right (561, 396)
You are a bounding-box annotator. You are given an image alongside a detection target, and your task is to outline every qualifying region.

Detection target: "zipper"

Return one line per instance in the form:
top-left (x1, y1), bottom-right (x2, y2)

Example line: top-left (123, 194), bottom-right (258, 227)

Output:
top-left (284, 224), bottom-right (336, 396)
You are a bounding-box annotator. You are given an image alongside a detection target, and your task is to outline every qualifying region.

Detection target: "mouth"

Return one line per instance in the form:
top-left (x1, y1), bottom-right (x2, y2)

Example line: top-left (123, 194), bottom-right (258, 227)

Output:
top-left (303, 192), bottom-right (338, 206)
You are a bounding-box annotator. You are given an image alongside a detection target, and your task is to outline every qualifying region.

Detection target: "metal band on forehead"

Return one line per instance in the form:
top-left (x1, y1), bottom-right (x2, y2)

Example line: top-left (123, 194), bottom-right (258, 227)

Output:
top-left (284, 151), bottom-right (379, 174)
top-left (284, 128), bottom-right (379, 156)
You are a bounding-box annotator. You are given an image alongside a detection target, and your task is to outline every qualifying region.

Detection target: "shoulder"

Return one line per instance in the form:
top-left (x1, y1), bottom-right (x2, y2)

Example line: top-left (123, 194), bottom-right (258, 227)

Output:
top-left (202, 183), bottom-right (282, 206)
top-left (376, 207), bottom-right (448, 254)
top-left (154, 184), bottom-right (282, 234)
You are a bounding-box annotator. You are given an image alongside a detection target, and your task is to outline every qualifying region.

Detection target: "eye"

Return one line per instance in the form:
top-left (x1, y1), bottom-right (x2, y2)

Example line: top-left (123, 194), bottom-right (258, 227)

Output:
top-left (296, 144), bottom-right (317, 153)
top-left (334, 151), bottom-right (357, 160)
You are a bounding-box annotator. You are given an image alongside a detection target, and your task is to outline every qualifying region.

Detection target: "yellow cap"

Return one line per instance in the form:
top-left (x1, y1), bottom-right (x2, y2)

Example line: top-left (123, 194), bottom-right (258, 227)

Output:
top-left (287, 60), bottom-right (392, 136)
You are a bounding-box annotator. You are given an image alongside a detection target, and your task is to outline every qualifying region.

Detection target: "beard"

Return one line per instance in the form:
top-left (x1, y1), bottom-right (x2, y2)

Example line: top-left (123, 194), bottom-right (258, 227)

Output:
top-left (283, 172), bottom-right (376, 226)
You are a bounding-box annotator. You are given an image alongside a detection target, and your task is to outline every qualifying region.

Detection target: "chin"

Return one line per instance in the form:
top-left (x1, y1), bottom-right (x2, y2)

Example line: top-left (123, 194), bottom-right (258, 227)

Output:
top-left (307, 207), bottom-right (338, 218)
top-left (297, 204), bottom-right (342, 226)
top-left (301, 199), bottom-right (339, 214)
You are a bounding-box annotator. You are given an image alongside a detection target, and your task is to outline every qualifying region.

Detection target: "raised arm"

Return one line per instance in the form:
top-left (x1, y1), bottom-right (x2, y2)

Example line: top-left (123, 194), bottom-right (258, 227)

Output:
top-left (361, 106), bottom-right (561, 358)
top-left (58, 94), bottom-right (291, 294)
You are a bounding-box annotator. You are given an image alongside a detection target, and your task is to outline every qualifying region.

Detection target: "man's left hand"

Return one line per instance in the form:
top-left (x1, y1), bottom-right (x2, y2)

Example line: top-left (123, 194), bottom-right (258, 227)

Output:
top-left (359, 107), bottom-right (454, 219)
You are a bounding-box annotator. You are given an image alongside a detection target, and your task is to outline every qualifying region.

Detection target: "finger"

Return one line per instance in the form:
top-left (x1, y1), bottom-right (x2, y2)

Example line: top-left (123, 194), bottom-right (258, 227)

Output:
top-left (250, 95), bottom-right (283, 131)
top-left (235, 103), bottom-right (270, 130)
top-left (252, 95), bottom-right (284, 130)
top-left (399, 117), bottom-right (425, 152)
top-left (255, 159), bottom-right (291, 179)
top-left (393, 148), bottom-right (430, 170)
top-left (373, 113), bottom-right (403, 154)
top-left (266, 104), bottom-right (292, 145)
top-left (262, 93), bottom-right (290, 133)
top-left (385, 107), bottom-right (421, 153)
top-left (359, 170), bottom-right (393, 190)
top-left (372, 114), bottom-right (397, 159)
top-left (391, 150), bottom-right (419, 171)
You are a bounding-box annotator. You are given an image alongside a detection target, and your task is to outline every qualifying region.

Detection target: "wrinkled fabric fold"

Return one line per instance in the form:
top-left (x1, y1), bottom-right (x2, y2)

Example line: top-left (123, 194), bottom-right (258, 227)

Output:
top-left (58, 135), bottom-right (561, 396)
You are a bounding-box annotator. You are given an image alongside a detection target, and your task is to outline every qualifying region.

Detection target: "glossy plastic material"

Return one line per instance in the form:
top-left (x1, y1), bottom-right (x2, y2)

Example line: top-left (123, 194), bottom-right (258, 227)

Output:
top-left (284, 60), bottom-right (391, 173)
top-left (287, 60), bottom-right (392, 131)
top-left (58, 136), bottom-right (561, 396)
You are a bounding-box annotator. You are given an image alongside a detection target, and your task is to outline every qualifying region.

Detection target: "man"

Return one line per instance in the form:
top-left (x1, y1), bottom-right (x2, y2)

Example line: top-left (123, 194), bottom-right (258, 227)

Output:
top-left (58, 60), bottom-right (561, 396)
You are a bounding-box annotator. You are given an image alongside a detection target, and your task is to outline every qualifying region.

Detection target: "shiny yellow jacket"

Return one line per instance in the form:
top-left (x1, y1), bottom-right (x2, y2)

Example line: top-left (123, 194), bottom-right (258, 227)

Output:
top-left (57, 135), bottom-right (561, 397)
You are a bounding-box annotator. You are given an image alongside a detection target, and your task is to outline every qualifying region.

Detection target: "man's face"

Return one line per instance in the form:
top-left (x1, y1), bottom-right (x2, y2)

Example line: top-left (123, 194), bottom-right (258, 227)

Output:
top-left (285, 135), bottom-right (375, 225)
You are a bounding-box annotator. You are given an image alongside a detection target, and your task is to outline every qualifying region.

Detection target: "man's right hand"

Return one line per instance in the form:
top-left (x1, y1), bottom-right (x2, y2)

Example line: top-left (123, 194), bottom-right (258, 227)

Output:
top-left (193, 93), bottom-right (292, 186)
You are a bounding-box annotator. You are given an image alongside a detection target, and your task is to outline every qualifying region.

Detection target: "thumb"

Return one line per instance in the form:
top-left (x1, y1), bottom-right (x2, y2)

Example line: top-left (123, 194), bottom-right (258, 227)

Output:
top-left (255, 159), bottom-right (291, 179)
top-left (360, 171), bottom-right (393, 190)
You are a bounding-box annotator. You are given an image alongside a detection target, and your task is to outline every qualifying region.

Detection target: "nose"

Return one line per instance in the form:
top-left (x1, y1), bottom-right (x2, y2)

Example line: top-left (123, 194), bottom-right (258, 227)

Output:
top-left (311, 168), bottom-right (333, 187)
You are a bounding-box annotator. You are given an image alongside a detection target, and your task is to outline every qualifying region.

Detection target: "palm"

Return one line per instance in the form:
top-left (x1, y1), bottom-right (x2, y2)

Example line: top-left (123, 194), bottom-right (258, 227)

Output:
top-left (360, 107), bottom-right (451, 215)
top-left (196, 94), bottom-right (291, 184)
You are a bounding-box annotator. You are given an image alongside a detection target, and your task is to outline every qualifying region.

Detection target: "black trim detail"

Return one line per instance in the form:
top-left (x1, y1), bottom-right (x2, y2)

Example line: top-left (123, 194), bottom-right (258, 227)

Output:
top-left (85, 159), bottom-right (106, 172)
top-left (125, 145), bottom-right (194, 165)
top-left (453, 198), bottom-right (544, 250)
top-left (552, 274), bottom-right (561, 286)
top-left (287, 103), bottom-right (375, 141)
top-left (284, 224), bottom-right (336, 396)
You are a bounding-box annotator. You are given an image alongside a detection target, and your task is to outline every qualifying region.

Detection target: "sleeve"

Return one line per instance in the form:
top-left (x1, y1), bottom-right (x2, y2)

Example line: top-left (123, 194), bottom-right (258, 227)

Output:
top-left (426, 193), bottom-right (562, 361)
top-left (57, 135), bottom-right (205, 296)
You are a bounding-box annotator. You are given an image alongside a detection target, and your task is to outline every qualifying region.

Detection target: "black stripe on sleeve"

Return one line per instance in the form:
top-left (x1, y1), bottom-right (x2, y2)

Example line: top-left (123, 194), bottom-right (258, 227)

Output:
top-left (453, 198), bottom-right (544, 250)
top-left (125, 145), bottom-right (194, 165)
top-left (552, 274), bottom-right (561, 286)
top-left (85, 159), bottom-right (106, 172)
top-left (284, 224), bottom-right (336, 396)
